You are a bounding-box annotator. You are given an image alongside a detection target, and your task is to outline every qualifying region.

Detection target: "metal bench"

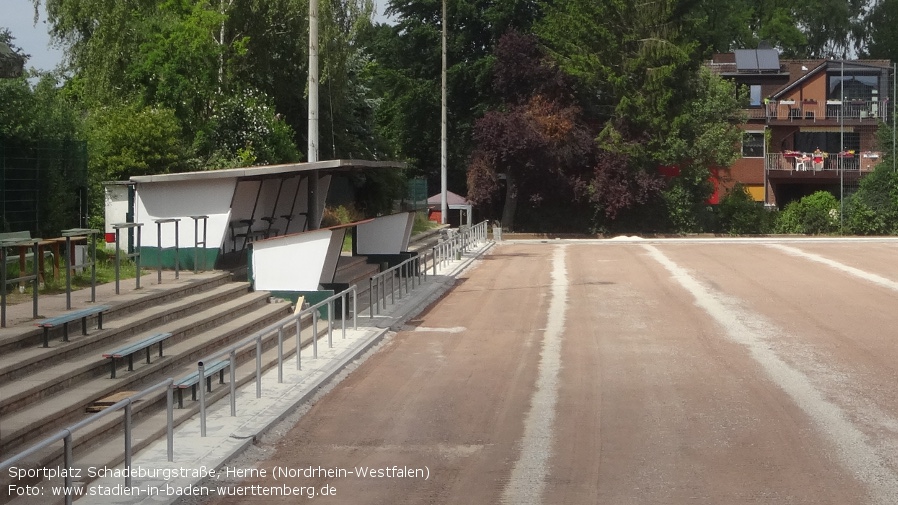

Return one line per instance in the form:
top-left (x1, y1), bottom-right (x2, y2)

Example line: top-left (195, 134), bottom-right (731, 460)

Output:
top-left (102, 332), bottom-right (173, 378)
top-left (173, 360), bottom-right (230, 408)
top-left (35, 305), bottom-right (111, 348)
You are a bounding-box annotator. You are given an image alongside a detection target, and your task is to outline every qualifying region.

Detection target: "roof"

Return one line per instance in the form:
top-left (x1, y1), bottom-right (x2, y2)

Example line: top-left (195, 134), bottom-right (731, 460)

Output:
top-left (129, 159), bottom-right (406, 183)
top-left (707, 53), bottom-right (892, 99)
top-left (427, 191), bottom-right (469, 206)
top-left (771, 59), bottom-right (892, 99)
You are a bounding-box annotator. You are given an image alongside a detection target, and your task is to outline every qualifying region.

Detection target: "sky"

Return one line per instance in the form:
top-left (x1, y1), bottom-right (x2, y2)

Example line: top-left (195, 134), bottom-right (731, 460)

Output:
top-left (1, 0), bottom-right (393, 73)
top-left (2, 0), bottom-right (65, 72)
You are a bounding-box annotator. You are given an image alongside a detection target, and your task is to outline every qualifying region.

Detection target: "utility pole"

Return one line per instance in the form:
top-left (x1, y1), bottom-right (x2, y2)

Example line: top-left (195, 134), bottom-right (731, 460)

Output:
top-left (440, 0), bottom-right (448, 224)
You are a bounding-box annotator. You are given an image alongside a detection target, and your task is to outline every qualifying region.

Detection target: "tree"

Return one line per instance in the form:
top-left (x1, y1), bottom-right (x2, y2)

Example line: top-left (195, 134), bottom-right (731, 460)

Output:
top-left (0, 29), bottom-right (28, 78)
top-left (466, 30), bottom-right (593, 231)
top-left (367, 0), bottom-right (540, 194)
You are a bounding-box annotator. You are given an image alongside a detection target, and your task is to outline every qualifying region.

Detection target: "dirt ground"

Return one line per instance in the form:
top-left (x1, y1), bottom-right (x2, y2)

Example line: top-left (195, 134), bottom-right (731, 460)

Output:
top-left (198, 239), bottom-right (898, 505)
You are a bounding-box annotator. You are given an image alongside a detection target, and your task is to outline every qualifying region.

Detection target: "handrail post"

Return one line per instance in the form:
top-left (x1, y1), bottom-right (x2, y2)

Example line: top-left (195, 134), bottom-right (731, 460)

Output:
top-left (115, 228), bottom-right (121, 294)
top-left (256, 337), bottom-right (262, 398)
top-left (327, 299), bottom-right (334, 348)
top-left (277, 326), bottom-right (284, 383)
top-left (31, 239), bottom-right (38, 318)
top-left (154, 218), bottom-right (181, 283)
top-left (295, 318), bottom-right (302, 370)
top-left (124, 402), bottom-right (133, 487)
top-left (198, 362), bottom-right (207, 437)
top-left (230, 350), bottom-right (237, 415)
top-left (64, 432), bottom-right (73, 505)
top-left (1, 245), bottom-right (7, 327)
top-left (191, 215), bottom-right (209, 273)
top-left (312, 310), bottom-right (318, 358)
top-left (341, 291), bottom-right (347, 339)
top-left (369, 278), bottom-right (374, 319)
top-left (352, 285), bottom-right (358, 329)
top-left (166, 387), bottom-right (174, 462)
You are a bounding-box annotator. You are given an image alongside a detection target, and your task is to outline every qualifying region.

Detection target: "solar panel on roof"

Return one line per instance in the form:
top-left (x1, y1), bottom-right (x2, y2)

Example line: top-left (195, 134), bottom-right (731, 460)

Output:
top-left (734, 50), bottom-right (758, 71)
top-left (757, 49), bottom-right (780, 71)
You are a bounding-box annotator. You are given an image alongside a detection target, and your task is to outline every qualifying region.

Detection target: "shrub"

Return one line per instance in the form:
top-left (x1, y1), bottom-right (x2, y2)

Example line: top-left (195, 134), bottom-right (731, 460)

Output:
top-left (717, 183), bottom-right (769, 235)
top-left (774, 191), bottom-right (840, 235)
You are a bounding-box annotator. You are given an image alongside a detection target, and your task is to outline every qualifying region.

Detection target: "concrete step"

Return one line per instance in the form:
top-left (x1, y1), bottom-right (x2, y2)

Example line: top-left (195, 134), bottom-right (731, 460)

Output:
top-left (0, 289), bottom-right (272, 420)
top-left (0, 271), bottom-right (234, 354)
top-left (0, 281), bottom-right (253, 384)
top-left (0, 300), bottom-right (293, 458)
top-left (1, 316), bottom-right (334, 498)
top-left (333, 255), bottom-right (381, 287)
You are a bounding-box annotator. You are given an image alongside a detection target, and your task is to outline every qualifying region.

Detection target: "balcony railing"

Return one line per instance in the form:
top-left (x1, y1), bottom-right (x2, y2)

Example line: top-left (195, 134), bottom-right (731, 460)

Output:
top-left (761, 99), bottom-right (890, 122)
top-left (765, 152), bottom-right (882, 173)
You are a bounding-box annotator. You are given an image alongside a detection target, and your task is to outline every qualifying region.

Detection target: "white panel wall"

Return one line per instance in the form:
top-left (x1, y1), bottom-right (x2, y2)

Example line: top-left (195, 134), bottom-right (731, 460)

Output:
top-left (252, 230), bottom-right (333, 291)
top-left (104, 184), bottom-right (130, 250)
top-left (355, 212), bottom-right (415, 255)
top-left (134, 178), bottom-right (237, 249)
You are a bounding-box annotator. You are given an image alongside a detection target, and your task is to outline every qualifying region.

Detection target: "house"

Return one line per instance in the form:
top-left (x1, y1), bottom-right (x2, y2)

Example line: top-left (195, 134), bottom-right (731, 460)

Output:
top-left (708, 49), bottom-right (892, 207)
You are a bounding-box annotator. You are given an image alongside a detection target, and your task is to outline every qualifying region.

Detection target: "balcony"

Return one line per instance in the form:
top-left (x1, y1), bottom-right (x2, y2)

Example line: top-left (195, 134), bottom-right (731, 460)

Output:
top-left (763, 99), bottom-right (890, 122)
top-left (765, 151), bottom-right (882, 174)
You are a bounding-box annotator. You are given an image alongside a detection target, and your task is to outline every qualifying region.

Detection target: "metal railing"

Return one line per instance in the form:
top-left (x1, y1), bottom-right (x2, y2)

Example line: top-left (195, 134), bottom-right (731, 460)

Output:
top-left (766, 98), bottom-right (890, 122)
top-left (0, 238), bottom-right (40, 326)
top-left (61, 228), bottom-right (99, 310)
top-left (0, 379), bottom-right (174, 505)
top-left (765, 152), bottom-right (880, 173)
top-left (190, 215), bottom-right (209, 273)
top-left (195, 286), bottom-right (358, 437)
top-left (113, 222), bottom-right (143, 294)
top-left (368, 220), bottom-right (490, 318)
top-left (368, 255), bottom-right (423, 317)
top-left (154, 218), bottom-right (180, 283)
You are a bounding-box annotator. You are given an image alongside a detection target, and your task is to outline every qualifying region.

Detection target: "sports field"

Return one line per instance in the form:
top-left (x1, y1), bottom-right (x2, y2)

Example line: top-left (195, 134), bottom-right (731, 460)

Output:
top-left (202, 238), bottom-right (898, 505)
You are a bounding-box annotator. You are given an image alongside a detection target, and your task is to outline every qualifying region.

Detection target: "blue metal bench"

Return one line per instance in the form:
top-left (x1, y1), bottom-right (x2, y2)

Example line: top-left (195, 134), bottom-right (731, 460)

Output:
top-left (102, 332), bottom-right (173, 378)
top-left (35, 305), bottom-right (111, 348)
top-left (173, 360), bottom-right (230, 408)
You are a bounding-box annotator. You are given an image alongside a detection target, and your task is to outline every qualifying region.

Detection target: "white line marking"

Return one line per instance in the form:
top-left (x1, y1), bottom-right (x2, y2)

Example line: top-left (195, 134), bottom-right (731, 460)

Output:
top-left (644, 244), bottom-right (898, 504)
top-left (768, 243), bottom-right (898, 292)
top-left (412, 326), bottom-right (467, 334)
top-left (502, 245), bottom-right (568, 505)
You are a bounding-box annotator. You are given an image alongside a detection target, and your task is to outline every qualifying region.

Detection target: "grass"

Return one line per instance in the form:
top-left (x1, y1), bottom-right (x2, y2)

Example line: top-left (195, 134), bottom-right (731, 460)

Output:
top-left (412, 212), bottom-right (440, 234)
top-left (2, 248), bottom-right (140, 304)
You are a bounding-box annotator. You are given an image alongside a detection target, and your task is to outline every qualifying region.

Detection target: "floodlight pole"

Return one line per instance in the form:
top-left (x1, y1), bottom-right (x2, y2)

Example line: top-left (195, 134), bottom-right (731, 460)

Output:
top-left (308, 0), bottom-right (320, 230)
top-left (440, 0), bottom-right (448, 224)
top-left (309, 0), bottom-right (319, 164)
top-left (840, 60), bottom-right (844, 233)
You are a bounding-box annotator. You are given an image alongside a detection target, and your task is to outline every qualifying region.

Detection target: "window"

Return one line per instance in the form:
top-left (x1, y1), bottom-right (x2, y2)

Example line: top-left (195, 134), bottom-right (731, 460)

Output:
top-left (828, 72), bottom-right (880, 101)
top-left (749, 85), bottom-right (762, 107)
top-left (742, 132), bottom-right (764, 158)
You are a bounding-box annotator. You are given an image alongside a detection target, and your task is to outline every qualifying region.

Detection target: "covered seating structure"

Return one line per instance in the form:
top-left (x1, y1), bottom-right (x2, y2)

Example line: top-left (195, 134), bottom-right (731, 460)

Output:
top-left (127, 159), bottom-right (404, 270)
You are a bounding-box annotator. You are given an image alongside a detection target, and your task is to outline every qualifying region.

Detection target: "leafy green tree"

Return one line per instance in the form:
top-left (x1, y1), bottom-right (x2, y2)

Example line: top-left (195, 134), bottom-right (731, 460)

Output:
top-left (684, 0), bottom-right (866, 58)
top-left (368, 0), bottom-right (540, 194)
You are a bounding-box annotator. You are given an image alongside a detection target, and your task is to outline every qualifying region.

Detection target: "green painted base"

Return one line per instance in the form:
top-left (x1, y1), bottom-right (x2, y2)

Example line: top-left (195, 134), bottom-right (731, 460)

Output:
top-left (140, 246), bottom-right (219, 271)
